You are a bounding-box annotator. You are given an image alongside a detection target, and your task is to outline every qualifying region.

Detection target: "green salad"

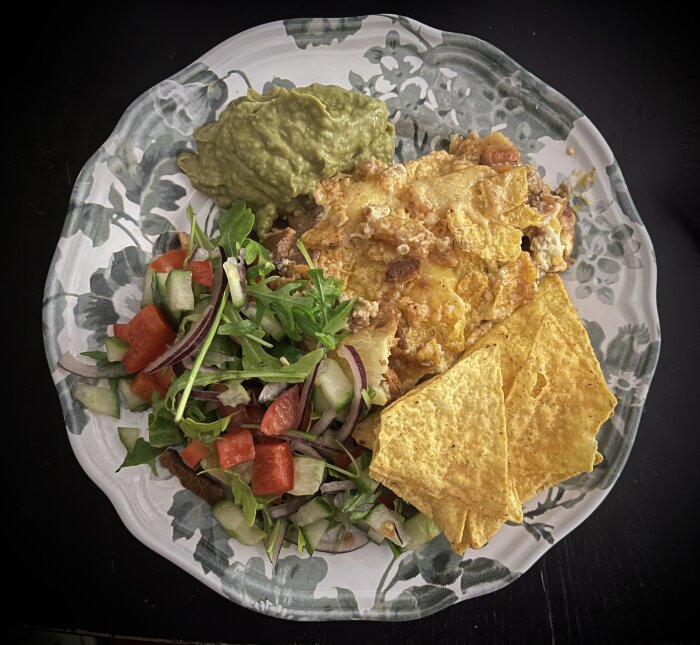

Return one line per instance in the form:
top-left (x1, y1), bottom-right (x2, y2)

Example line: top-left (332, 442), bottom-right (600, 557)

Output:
top-left (60, 201), bottom-right (439, 563)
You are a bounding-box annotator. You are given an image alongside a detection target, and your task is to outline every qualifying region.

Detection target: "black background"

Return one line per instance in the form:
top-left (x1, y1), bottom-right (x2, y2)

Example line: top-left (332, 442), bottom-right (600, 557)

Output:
top-left (5, 2), bottom-right (699, 644)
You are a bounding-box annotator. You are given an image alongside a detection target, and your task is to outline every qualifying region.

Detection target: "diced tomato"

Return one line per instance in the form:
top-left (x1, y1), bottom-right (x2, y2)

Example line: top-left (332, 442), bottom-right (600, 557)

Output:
top-left (113, 323), bottom-right (130, 341)
top-left (334, 444), bottom-right (362, 470)
top-left (150, 247), bottom-right (188, 272)
top-left (215, 429), bottom-right (256, 469)
top-left (129, 371), bottom-right (167, 400)
top-left (180, 439), bottom-right (211, 468)
top-left (115, 304), bottom-right (176, 373)
top-left (153, 366), bottom-right (174, 390)
top-left (187, 260), bottom-right (213, 288)
top-left (377, 490), bottom-right (398, 509)
top-left (259, 386), bottom-right (300, 436)
top-left (251, 441), bottom-right (294, 496)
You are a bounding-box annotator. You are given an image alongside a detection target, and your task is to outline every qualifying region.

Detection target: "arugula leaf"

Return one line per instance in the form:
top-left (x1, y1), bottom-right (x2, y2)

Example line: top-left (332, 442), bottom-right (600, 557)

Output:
top-left (116, 438), bottom-right (164, 473)
top-left (297, 526), bottom-right (307, 554)
top-left (81, 350), bottom-right (110, 362)
top-left (216, 201), bottom-right (255, 257)
top-left (179, 415), bottom-right (231, 443)
top-left (148, 412), bottom-right (182, 448)
top-left (230, 474), bottom-right (258, 527)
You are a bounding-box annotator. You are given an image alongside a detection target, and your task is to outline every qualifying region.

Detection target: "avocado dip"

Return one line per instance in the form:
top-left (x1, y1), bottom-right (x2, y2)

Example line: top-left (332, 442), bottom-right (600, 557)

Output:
top-left (177, 83), bottom-right (395, 234)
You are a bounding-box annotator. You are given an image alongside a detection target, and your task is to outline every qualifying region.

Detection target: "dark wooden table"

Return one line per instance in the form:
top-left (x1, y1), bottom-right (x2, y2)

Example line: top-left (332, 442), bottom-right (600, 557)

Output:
top-left (7, 3), bottom-right (698, 644)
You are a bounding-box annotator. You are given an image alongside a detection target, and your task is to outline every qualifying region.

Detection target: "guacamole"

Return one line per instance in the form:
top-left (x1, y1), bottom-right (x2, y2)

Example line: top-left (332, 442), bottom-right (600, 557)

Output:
top-left (177, 83), bottom-right (395, 234)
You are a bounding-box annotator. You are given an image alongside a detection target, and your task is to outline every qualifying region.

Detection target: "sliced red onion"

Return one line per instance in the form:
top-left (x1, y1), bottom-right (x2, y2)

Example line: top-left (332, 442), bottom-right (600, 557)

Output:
top-left (320, 480), bottom-right (357, 495)
top-left (310, 408), bottom-right (336, 436)
top-left (333, 345), bottom-right (367, 441)
top-left (316, 523), bottom-right (369, 554)
top-left (273, 431), bottom-right (343, 456)
top-left (296, 361), bottom-right (320, 433)
top-left (258, 382), bottom-right (289, 405)
top-left (189, 388), bottom-right (221, 401)
top-left (268, 498), bottom-right (309, 520)
top-left (144, 246), bottom-right (225, 373)
top-left (58, 352), bottom-right (127, 379)
top-left (290, 441), bottom-right (323, 460)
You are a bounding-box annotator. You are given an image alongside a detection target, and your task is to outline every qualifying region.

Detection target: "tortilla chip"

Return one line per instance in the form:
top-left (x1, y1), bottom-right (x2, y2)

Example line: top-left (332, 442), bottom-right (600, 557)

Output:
top-left (446, 206), bottom-right (523, 262)
top-left (505, 314), bottom-right (617, 502)
top-left (468, 274), bottom-right (606, 398)
top-left (477, 165), bottom-right (529, 215)
top-left (370, 345), bottom-right (511, 517)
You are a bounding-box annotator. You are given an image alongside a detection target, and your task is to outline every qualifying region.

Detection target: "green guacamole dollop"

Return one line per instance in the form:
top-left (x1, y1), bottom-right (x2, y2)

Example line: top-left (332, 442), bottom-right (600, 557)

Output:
top-left (177, 83), bottom-right (395, 234)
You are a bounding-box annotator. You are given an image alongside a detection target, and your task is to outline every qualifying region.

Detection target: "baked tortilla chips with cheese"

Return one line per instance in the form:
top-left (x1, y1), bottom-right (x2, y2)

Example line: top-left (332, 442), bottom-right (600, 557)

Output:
top-left (358, 275), bottom-right (616, 553)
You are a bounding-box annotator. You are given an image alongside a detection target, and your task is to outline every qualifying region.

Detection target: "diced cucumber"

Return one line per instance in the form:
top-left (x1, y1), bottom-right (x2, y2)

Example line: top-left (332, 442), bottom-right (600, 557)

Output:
top-left (74, 383), bottom-right (120, 418)
top-left (316, 358), bottom-right (353, 412)
top-left (228, 459), bottom-right (254, 485)
top-left (105, 337), bottom-right (130, 363)
top-left (366, 504), bottom-right (408, 547)
top-left (301, 518), bottom-right (330, 555)
top-left (154, 271), bottom-right (168, 299)
top-left (165, 269), bottom-right (194, 312)
top-left (367, 526), bottom-right (386, 545)
top-left (403, 512), bottom-right (441, 550)
top-left (242, 302), bottom-right (285, 341)
top-left (153, 272), bottom-right (180, 326)
top-left (118, 379), bottom-right (150, 412)
top-left (117, 427), bottom-right (140, 453)
top-left (223, 258), bottom-right (246, 308)
top-left (265, 517), bottom-right (289, 564)
top-left (312, 384), bottom-right (334, 414)
top-left (292, 496), bottom-right (333, 527)
top-left (288, 457), bottom-right (326, 496)
top-left (212, 500), bottom-right (264, 546)
top-left (141, 267), bottom-right (155, 307)
top-left (199, 454), bottom-right (230, 485)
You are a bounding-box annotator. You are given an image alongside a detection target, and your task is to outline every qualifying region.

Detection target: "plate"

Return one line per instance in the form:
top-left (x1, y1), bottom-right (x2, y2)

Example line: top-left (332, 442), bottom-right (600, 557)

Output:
top-left (42, 15), bottom-right (660, 621)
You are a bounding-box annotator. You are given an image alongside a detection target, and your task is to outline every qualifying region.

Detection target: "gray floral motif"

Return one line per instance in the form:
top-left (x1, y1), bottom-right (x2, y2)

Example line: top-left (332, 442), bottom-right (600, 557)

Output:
top-left (372, 536), bottom-right (518, 618)
top-left (74, 246), bottom-right (149, 345)
top-left (284, 17), bottom-right (366, 49)
top-left (221, 556), bottom-right (360, 619)
top-left (606, 161), bottom-right (643, 225)
top-left (566, 204), bottom-right (645, 305)
top-left (168, 490), bottom-right (233, 576)
top-left (151, 69), bottom-right (228, 137)
top-left (349, 20), bottom-right (580, 161)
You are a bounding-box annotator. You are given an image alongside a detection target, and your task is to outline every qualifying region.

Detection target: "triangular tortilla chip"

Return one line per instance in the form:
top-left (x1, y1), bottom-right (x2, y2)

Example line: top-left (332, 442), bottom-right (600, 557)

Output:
top-left (370, 345), bottom-right (511, 517)
top-left (505, 314), bottom-right (617, 502)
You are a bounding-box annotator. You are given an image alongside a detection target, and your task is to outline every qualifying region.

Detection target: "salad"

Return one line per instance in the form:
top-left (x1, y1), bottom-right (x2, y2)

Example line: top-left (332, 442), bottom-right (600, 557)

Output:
top-left (60, 201), bottom-right (439, 563)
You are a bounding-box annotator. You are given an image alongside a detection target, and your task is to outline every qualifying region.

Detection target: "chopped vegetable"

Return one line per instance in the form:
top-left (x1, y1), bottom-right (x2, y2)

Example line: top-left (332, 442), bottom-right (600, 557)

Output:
top-left (259, 385), bottom-right (300, 436)
top-left (251, 441), bottom-right (294, 496)
top-left (215, 429), bottom-right (255, 469)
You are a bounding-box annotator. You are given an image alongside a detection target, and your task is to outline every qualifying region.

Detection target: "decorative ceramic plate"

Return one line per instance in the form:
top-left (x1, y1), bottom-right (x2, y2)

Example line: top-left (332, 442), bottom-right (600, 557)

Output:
top-left (43, 15), bottom-right (660, 621)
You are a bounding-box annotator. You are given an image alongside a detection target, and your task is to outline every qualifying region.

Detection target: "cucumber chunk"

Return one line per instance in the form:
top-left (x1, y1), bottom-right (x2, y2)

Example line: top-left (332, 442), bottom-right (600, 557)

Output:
top-left (316, 358), bottom-right (353, 412)
top-left (404, 512), bottom-right (441, 550)
top-left (117, 379), bottom-right (150, 412)
top-left (141, 267), bottom-right (155, 307)
top-left (288, 456), bottom-right (326, 496)
top-left (292, 497), bottom-right (333, 527)
top-left (74, 383), bottom-right (120, 418)
top-left (117, 426), bottom-right (140, 453)
top-left (105, 337), bottom-right (130, 363)
top-left (165, 269), bottom-right (194, 312)
top-left (212, 500), bottom-right (264, 546)
top-left (301, 518), bottom-right (330, 555)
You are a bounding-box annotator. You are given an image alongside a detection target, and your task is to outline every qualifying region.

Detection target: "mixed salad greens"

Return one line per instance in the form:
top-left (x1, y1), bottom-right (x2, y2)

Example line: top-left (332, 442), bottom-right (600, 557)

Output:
top-left (60, 202), bottom-right (440, 563)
